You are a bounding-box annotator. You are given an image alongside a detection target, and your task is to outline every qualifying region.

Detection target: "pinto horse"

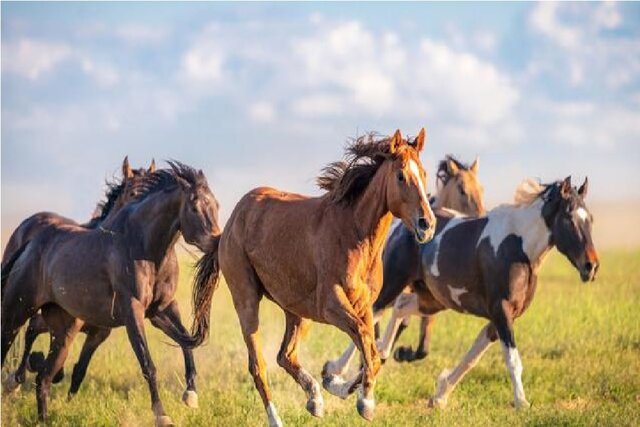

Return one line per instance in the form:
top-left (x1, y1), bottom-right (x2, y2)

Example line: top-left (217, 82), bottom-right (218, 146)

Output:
top-left (324, 155), bottom-right (486, 376)
top-left (1, 157), bottom-right (155, 395)
top-left (375, 176), bottom-right (599, 409)
top-left (190, 130), bottom-right (435, 426)
top-left (1, 162), bottom-right (220, 426)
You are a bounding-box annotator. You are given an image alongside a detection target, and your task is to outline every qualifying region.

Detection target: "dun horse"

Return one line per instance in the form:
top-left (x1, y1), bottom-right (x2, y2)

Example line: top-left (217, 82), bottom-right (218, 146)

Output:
top-left (1, 162), bottom-right (220, 426)
top-left (324, 155), bottom-right (486, 377)
top-left (2, 157), bottom-right (154, 395)
top-left (190, 130), bottom-right (436, 426)
top-left (344, 177), bottom-right (599, 409)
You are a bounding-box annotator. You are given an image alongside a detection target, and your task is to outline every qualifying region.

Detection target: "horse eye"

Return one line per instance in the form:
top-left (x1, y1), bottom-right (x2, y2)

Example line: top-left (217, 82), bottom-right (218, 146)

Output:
top-left (397, 171), bottom-right (405, 182)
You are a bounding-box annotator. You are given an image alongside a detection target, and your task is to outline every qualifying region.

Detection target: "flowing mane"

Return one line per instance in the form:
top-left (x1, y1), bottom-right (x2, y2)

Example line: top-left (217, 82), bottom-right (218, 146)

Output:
top-left (89, 180), bottom-right (128, 225)
top-left (512, 178), bottom-right (557, 207)
top-left (134, 160), bottom-right (205, 200)
top-left (436, 155), bottom-right (470, 187)
top-left (317, 132), bottom-right (414, 205)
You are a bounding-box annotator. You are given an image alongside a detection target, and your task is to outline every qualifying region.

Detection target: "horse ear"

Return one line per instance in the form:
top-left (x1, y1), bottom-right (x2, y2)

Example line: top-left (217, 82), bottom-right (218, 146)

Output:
top-left (122, 156), bottom-right (133, 179)
top-left (389, 129), bottom-right (403, 153)
top-left (148, 159), bottom-right (156, 173)
top-left (447, 158), bottom-right (460, 175)
top-left (560, 175), bottom-right (572, 198)
top-left (470, 157), bottom-right (480, 174)
top-left (413, 128), bottom-right (426, 152)
top-left (578, 177), bottom-right (588, 199)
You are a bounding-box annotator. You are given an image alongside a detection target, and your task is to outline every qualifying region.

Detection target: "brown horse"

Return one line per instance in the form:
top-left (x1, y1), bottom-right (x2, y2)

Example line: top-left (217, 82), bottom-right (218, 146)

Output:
top-left (1, 162), bottom-right (220, 426)
top-left (1, 157), bottom-right (154, 394)
top-left (189, 130), bottom-right (436, 426)
top-left (324, 155), bottom-right (486, 376)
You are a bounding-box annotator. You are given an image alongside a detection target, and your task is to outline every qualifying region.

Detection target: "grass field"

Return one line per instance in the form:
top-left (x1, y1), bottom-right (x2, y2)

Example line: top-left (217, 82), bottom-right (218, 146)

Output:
top-left (2, 249), bottom-right (639, 426)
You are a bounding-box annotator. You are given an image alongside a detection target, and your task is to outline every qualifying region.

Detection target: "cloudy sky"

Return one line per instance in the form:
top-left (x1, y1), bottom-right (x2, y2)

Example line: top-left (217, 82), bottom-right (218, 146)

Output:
top-left (2, 2), bottom-right (640, 234)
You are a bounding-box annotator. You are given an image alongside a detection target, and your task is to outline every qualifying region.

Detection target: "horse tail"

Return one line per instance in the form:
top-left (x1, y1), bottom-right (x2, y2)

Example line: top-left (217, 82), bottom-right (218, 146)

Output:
top-left (179, 235), bottom-right (222, 348)
top-left (1, 241), bottom-right (29, 299)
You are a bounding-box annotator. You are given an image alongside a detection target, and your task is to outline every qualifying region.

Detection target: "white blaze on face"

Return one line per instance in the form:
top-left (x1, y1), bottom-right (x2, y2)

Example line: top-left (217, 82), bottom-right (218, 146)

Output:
top-left (409, 159), bottom-right (430, 206)
top-left (576, 207), bottom-right (589, 222)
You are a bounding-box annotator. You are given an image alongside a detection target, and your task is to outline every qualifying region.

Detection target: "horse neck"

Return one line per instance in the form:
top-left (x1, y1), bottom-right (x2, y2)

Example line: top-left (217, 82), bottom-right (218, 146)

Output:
top-left (127, 187), bottom-right (183, 263)
top-left (494, 198), bottom-right (552, 265)
top-left (352, 162), bottom-right (394, 257)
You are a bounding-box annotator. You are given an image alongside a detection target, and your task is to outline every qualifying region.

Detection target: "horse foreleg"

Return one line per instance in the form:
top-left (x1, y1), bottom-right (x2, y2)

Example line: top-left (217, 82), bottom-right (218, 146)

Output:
top-left (322, 287), bottom-right (380, 421)
top-left (125, 298), bottom-right (173, 427)
top-left (378, 292), bottom-right (420, 361)
top-left (149, 300), bottom-right (199, 408)
top-left (429, 322), bottom-right (496, 408)
top-left (277, 311), bottom-right (324, 417)
top-left (68, 326), bottom-right (111, 398)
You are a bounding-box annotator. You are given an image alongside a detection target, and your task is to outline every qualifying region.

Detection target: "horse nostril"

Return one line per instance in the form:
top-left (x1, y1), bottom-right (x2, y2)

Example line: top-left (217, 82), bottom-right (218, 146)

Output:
top-left (585, 261), bottom-right (593, 273)
top-left (418, 217), bottom-right (429, 231)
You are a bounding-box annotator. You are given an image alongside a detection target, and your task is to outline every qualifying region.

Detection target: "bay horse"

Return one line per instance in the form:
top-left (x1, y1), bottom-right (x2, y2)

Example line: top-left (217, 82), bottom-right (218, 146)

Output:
top-left (359, 176), bottom-right (598, 409)
top-left (190, 129), bottom-right (436, 426)
top-left (1, 157), bottom-right (154, 395)
top-left (1, 162), bottom-right (220, 426)
top-left (323, 155), bottom-right (486, 377)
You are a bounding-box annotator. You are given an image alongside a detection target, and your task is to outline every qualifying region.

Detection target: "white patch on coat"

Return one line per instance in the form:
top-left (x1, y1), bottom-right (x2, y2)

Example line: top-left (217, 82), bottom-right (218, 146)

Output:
top-left (576, 207), bottom-right (588, 222)
top-left (409, 160), bottom-right (430, 206)
top-left (429, 217), bottom-right (466, 277)
top-left (477, 198), bottom-right (550, 263)
top-left (447, 285), bottom-right (467, 306)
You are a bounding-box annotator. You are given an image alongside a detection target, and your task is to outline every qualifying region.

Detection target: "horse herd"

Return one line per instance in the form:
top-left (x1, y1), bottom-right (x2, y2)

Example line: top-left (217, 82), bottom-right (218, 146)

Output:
top-left (1, 129), bottom-right (599, 426)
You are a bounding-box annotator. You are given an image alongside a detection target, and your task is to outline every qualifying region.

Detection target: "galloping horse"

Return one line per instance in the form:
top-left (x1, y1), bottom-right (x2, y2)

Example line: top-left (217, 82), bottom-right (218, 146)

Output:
top-left (190, 130), bottom-right (436, 426)
top-left (1, 162), bottom-right (220, 426)
top-left (324, 155), bottom-right (485, 377)
top-left (360, 177), bottom-right (598, 409)
top-left (2, 157), bottom-right (154, 395)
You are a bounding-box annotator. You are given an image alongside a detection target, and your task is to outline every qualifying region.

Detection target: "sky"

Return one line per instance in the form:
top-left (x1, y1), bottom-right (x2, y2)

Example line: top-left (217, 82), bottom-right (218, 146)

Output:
top-left (2, 2), bottom-right (640, 236)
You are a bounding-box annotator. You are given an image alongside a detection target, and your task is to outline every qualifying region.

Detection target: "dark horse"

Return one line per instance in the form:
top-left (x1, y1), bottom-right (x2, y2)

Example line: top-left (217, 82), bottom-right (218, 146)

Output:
top-left (1, 157), bottom-right (157, 396)
top-left (348, 176), bottom-right (599, 408)
top-left (324, 155), bottom-right (486, 377)
top-left (2, 162), bottom-right (220, 426)
top-left (189, 130), bottom-right (436, 426)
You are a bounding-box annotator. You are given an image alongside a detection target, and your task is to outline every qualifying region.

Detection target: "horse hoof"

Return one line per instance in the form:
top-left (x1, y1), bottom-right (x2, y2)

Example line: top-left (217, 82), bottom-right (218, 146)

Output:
top-left (513, 399), bottom-right (531, 410)
top-left (428, 395), bottom-right (448, 409)
top-left (182, 390), bottom-right (199, 409)
top-left (322, 359), bottom-right (343, 377)
top-left (322, 374), bottom-right (349, 399)
top-left (28, 352), bottom-right (46, 373)
top-left (2, 373), bottom-right (21, 395)
top-left (52, 367), bottom-right (65, 384)
top-left (155, 415), bottom-right (174, 427)
top-left (306, 395), bottom-right (324, 418)
top-left (356, 393), bottom-right (375, 421)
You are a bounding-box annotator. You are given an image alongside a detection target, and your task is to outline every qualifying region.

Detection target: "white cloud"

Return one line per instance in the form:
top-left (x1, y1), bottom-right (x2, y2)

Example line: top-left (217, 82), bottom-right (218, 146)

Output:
top-left (416, 39), bottom-right (519, 125)
top-left (2, 39), bottom-right (72, 80)
top-left (530, 2), bottom-right (581, 50)
top-left (182, 41), bottom-right (225, 83)
top-left (81, 58), bottom-right (119, 87)
top-left (249, 102), bottom-right (276, 123)
top-left (292, 94), bottom-right (345, 117)
top-left (115, 24), bottom-right (167, 44)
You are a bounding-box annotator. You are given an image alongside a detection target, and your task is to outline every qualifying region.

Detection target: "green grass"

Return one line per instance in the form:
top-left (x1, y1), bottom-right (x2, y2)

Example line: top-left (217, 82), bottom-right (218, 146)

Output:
top-left (2, 249), bottom-right (639, 426)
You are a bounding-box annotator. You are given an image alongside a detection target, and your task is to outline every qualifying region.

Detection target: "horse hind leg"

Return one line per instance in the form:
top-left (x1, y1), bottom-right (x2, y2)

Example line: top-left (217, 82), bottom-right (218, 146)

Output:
top-left (278, 311), bottom-right (323, 418)
top-left (3, 314), bottom-right (49, 395)
top-left (149, 300), bottom-right (198, 408)
top-left (36, 305), bottom-right (83, 421)
top-left (68, 326), bottom-right (111, 398)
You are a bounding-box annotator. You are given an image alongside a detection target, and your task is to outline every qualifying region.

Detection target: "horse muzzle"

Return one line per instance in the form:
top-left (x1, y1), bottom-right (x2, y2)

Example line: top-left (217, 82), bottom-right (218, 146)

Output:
top-left (579, 260), bottom-right (599, 283)
top-left (413, 217), bottom-right (435, 244)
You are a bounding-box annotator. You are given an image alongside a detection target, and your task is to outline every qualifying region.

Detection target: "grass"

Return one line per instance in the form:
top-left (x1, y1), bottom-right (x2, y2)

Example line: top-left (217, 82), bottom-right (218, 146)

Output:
top-left (2, 249), bottom-right (639, 426)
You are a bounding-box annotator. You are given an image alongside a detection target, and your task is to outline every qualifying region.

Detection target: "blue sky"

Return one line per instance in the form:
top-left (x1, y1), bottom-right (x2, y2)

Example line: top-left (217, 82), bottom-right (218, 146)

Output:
top-left (2, 2), bottom-right (640, 233)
